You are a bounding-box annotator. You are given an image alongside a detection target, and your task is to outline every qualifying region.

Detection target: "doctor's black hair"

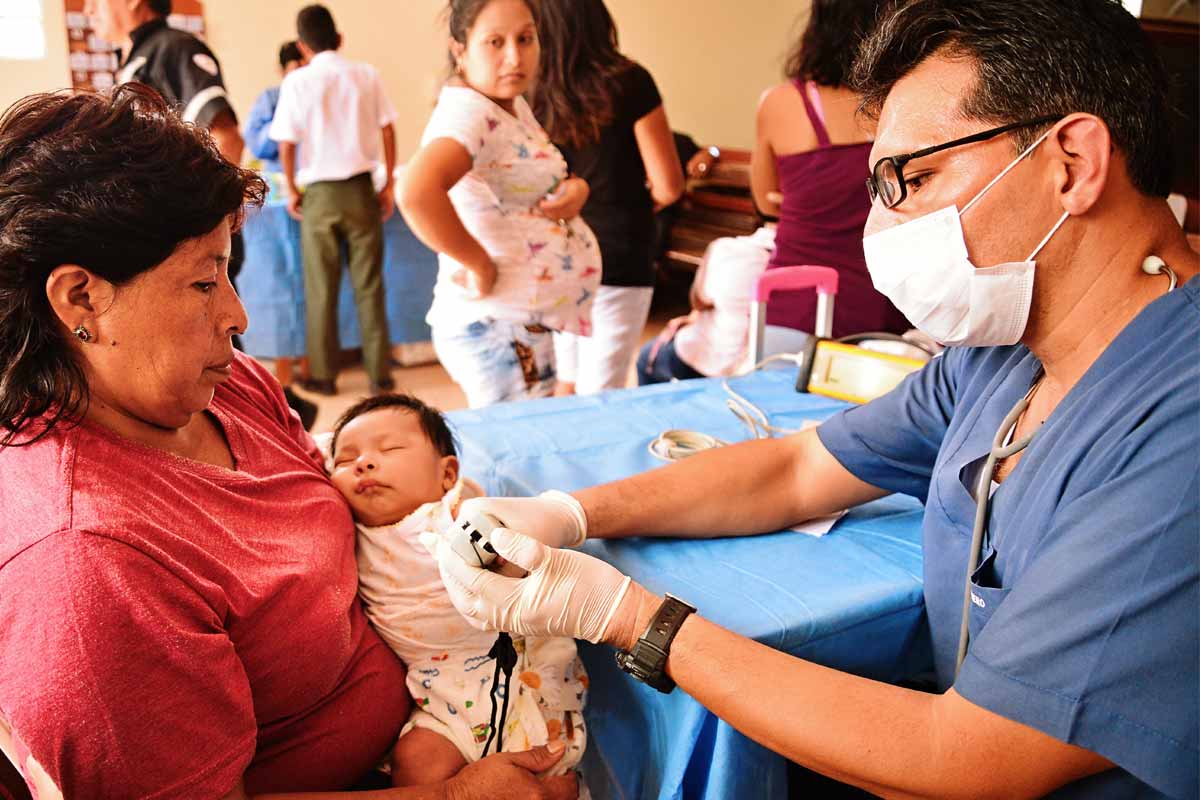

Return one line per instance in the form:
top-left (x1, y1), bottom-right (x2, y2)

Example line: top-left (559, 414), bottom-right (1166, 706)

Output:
top-left (850, 0), bottom-right (1173, 197)
top-left (331, 394), bottom-right (459, 460)
top-left (0, 84), bottom-right (265, 448)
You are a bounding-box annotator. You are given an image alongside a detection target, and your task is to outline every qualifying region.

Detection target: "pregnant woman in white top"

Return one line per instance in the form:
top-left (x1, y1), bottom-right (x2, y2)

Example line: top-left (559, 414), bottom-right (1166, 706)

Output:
top-left (400, 0), bottom-right (601, 408)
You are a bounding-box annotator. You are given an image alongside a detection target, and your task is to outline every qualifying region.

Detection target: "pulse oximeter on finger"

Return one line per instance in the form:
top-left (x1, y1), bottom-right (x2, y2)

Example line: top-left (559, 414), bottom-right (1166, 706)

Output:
top-left (450, 510), bottom-right (503, 567)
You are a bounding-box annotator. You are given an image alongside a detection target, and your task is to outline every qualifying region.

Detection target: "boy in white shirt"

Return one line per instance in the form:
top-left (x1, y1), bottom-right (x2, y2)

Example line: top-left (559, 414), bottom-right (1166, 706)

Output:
top-left (270, 4), bottom-right (397, 396)
top-left (328, 394), bottom-right (588, 786)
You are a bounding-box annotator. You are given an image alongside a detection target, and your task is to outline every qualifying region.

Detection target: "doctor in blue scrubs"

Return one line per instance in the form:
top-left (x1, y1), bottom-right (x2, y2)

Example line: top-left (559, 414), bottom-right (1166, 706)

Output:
top-left (427, 1), bottom-right (1199, 797)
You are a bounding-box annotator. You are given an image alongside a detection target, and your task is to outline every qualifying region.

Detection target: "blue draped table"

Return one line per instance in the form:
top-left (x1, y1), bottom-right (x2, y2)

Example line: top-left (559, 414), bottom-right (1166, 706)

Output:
top-left (448, 371), bottom-right (931, 800)
top-left (237, 180), bottom-right (438, 358)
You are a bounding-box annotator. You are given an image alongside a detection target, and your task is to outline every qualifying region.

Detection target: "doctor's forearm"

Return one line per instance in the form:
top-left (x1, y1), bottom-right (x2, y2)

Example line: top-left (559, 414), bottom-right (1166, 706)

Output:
top-left (578, 428), bottom-right (885, 540)
top-left (609, 585), bottom-right (1108, 800)
top-left (655, 603), bottom-right (937, 798)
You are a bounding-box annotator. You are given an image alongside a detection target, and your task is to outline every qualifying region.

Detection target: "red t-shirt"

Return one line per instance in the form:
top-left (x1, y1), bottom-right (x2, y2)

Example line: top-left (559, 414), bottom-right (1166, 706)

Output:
top-left (0, 354), bottom-right (410, 797)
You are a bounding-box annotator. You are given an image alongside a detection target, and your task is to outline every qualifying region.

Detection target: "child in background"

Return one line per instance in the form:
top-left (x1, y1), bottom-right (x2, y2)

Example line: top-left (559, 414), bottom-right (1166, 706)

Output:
top-left (328, 394), bottom-right (587, 785)
top-left (400, 0), bottom-right (600, 408)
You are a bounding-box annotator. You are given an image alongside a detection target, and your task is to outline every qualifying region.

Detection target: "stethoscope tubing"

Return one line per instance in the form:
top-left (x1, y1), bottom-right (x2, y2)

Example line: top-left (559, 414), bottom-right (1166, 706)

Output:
top-left (955, 386), bottom-right (1040, 675)
top-left (952, 265), bottom-right (1177, 676)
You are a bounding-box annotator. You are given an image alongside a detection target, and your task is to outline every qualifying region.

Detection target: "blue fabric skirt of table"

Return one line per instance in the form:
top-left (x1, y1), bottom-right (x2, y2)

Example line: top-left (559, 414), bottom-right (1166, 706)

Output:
top-left (237, 189), bottom-right (437, 358)
top-left (448, 370), bottom-right (930, 799)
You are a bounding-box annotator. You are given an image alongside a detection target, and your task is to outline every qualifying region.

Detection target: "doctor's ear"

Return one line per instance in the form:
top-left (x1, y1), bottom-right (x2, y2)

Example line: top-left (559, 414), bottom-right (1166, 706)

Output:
top-left (1046, 113), bottom-right (1112, 217)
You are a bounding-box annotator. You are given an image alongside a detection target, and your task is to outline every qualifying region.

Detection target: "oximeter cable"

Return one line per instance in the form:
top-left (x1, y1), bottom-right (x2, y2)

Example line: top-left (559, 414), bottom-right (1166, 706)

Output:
top-left (482, 631), bottom-right (517, 757)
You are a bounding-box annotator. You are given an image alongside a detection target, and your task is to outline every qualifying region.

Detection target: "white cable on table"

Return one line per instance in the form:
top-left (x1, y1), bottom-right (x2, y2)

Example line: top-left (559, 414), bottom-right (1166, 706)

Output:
top-left (648, 353), bottom-right (808, 461)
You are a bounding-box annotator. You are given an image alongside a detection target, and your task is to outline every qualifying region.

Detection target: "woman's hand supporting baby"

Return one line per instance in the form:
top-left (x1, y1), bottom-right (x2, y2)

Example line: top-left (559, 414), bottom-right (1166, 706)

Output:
top-left (443, 743), bottom-right (578, 800)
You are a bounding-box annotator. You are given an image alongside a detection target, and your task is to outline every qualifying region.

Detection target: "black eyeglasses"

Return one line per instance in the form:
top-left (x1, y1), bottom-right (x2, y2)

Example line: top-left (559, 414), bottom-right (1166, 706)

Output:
top-left (866, 116), bottom-right (1059, 210)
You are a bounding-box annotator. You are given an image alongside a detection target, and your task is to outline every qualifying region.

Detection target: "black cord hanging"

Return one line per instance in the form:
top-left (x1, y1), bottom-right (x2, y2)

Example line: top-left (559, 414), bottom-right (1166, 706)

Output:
top-left (481, 632), bottom-right (518, 757)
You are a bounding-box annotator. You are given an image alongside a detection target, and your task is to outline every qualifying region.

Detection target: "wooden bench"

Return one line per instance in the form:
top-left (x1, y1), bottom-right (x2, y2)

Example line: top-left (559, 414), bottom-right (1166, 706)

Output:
top-left (662, 147), bottom-right (761, 272)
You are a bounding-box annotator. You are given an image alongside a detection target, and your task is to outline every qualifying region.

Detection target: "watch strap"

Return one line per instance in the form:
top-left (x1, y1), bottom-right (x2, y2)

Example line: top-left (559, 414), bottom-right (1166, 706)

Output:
top-left (616, 594), bottom-right (696, 693)
top-left (643, 594), bottom-right (696, 653)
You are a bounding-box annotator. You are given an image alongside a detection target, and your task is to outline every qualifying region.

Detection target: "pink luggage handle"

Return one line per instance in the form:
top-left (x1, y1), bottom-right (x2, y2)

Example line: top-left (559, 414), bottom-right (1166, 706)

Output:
top-left (749, 266), bottom-right (839, 366)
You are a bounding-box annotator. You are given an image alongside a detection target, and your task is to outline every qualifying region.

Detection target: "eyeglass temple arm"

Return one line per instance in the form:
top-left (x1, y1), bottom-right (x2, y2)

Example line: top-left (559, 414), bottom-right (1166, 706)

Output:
top-left (902, 114), bottom-right (1061, 164)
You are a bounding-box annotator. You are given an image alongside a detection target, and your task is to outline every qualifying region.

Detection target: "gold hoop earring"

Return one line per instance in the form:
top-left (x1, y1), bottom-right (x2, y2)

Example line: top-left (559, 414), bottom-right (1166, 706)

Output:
top-left (73, 325), bottom-right (92, 343)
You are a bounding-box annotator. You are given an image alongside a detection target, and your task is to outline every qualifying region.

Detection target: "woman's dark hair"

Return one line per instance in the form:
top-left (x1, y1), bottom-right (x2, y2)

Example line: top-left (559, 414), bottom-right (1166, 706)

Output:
top-left (147, 0), bottom-right (171, 15)
top-left (850, 0), bottom-right (1172, 197)
top-left (530, 0), bottom-right (631, 150)
top-left (279, 40), bottom-right (303, 70)
top-left (784, 0), bottom-right (892, 88)
top-left (0, 83), bottom-right (266, 448)
top-left (297, 4), bottom-right (339, 53)
top-left (445, 0), bottom-right (539, 76)
top-left (331, 393), bottom-right (458, 459)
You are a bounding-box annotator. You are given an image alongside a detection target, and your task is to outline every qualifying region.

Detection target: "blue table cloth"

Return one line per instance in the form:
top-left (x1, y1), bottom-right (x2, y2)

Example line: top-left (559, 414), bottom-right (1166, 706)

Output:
top-left (237, 178), bottom-right (438, 358)
top-left (448, 371), bottom-right (930, 800)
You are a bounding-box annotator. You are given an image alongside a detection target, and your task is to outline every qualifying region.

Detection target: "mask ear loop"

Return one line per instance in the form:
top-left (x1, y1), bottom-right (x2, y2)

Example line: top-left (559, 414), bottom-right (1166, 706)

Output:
top-left (1025, 211), bottom-right (1070, 261)
top-left (960, 123), bottom-right (1060, 218)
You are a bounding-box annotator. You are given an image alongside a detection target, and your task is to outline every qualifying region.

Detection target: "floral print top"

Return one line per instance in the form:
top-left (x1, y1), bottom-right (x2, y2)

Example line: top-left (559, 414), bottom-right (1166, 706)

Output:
top-left (421, 85), bottom-right (601, 335)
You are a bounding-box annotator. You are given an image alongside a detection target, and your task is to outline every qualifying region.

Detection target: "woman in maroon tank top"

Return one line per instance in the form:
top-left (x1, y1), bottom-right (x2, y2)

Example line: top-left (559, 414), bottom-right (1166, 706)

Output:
top-left (751, 0), bottom-right (909, 338)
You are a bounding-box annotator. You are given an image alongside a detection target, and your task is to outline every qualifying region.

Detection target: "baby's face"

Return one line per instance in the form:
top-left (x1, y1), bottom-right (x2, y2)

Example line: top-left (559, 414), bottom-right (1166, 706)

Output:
top-left (330, 408), bottom-right (458, 527)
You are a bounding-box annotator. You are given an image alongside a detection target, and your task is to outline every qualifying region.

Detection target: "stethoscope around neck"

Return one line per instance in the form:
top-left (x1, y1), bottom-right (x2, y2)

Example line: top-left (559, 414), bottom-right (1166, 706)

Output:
top-left (953, 256), bottom-right (1178, 676)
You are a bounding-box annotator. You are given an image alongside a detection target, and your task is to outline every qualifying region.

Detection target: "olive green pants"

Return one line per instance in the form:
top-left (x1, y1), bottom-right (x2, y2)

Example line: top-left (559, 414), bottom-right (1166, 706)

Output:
top-left (300, 172), bottom-right (390, 384)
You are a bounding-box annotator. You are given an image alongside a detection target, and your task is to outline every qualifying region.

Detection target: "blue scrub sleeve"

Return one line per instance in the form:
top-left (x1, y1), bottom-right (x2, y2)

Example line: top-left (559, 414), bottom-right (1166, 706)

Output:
top-left (956, 409), bottom-right (1199, 798)
top-left (817, 348), bottom-right (961, 503)
top-left (245, 89), bottom-right (280, 162)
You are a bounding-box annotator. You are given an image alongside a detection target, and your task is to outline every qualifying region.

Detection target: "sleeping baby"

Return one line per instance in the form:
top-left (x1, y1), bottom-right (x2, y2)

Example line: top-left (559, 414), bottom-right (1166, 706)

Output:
top-left (327, 393), bottom-right (588, 785)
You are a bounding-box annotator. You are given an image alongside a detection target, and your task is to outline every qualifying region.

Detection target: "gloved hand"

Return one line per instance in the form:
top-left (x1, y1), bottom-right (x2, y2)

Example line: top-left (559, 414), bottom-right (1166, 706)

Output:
top-left (421, 526), bottom-right (631, 644)
top-left (455, 491), bottom-right (588, 549)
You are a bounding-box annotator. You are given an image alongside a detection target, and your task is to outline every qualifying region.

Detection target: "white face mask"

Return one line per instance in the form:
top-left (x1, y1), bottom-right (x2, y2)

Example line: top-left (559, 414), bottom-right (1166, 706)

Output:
top-left (862, 126), bottom-right (1069, 347)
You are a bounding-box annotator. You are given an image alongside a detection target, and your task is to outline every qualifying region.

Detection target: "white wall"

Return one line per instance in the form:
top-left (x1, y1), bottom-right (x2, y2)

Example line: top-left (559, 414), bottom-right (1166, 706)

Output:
top-left (0, 1), bottom-right (70, 115)
top-left (0, 0), bottom-right (811, 155)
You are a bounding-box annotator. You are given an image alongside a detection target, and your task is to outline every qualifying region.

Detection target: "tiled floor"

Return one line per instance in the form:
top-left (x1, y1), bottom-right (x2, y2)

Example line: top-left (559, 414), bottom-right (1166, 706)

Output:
top-left (265, 294), bottom-right (686, 434)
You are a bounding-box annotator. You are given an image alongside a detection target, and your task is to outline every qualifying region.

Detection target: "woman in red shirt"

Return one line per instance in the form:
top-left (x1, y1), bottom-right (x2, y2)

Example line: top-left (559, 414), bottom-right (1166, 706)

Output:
top-left (0, 84), bottom-right (574, 800)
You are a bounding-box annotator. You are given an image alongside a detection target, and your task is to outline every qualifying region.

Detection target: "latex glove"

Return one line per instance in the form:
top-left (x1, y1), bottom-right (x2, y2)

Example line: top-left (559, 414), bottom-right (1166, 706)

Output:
top-left (421, 526), bottom-right (631, 643)
top-left (455, 491), bottom-right (587, 549)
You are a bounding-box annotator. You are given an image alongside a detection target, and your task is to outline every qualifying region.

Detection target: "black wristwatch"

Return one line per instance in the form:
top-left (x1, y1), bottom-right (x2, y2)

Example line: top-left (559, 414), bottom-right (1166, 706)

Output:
top-left (614, 594), bottom-right (697, 693)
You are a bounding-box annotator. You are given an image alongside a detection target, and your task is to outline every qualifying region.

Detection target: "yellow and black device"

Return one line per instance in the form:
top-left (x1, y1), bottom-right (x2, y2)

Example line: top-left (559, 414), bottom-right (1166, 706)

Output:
top-left (795, 337), bottom-right (927, 404)
top-left (747, 265), bottom-right (931, 404)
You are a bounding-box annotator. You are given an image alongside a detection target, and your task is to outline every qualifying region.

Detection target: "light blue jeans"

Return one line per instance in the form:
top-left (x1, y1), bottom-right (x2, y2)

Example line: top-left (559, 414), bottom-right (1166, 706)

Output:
top-left (432, 318), bottom-right (556, 408)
